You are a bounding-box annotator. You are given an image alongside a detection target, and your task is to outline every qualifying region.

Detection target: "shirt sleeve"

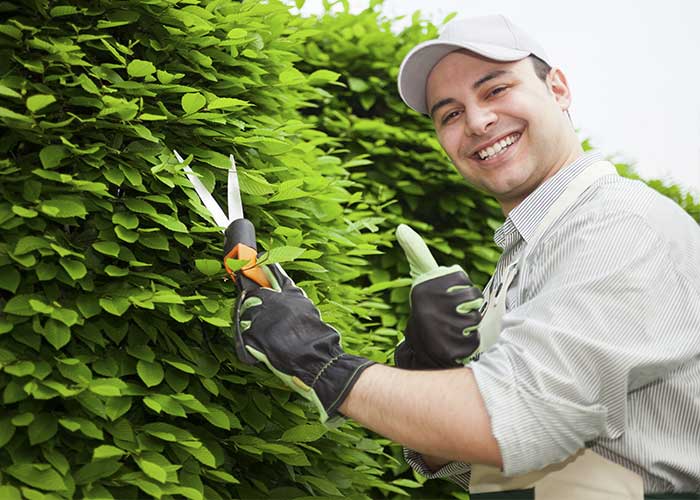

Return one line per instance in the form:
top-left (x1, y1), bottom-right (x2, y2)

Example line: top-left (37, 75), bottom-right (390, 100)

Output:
top-left (402, 447), bottom-right (471, 490)
top-left (470, 208), bottom-right (700, 477)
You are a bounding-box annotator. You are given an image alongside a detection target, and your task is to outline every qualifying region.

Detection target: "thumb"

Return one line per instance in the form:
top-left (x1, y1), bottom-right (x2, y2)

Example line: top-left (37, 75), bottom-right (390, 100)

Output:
top-left (396, 224), bottom-right (439, 279)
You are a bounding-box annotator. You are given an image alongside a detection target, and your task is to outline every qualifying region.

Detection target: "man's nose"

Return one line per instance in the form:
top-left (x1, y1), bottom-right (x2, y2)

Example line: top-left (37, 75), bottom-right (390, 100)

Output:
top-left (463, 105), bottom-right (497, 136)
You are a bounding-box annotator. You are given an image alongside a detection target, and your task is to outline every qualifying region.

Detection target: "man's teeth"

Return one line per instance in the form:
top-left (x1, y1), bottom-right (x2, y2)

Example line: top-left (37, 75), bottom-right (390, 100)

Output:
top-left (477, 133), bottom-right (520, 160)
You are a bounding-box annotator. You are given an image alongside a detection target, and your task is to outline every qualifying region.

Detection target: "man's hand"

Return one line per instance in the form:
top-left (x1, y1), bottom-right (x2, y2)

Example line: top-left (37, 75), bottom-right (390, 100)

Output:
top-left (395, 224), bottom-right (483, 369)
top-left (235, 263), bottom-right (374, 422)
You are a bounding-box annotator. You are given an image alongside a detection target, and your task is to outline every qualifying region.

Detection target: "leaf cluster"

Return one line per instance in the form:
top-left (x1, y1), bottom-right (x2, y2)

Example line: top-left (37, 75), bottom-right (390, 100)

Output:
top-left (1, 1), bottom-right (698, 499)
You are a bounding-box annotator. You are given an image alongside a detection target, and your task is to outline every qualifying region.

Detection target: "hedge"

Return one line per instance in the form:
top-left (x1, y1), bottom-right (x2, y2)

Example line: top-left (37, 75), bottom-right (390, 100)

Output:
top-left (0, 1), bottom-right (697, 499)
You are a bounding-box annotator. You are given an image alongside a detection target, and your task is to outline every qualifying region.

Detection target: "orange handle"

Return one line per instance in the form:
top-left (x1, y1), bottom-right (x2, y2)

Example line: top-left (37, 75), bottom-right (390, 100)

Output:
top-left (224, 243), bottom-right (271, 288)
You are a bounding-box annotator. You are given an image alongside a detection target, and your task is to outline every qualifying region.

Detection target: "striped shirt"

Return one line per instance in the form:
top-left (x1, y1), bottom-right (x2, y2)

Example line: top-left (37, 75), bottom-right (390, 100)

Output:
top-left (406, 151), bottom-right (700, 494)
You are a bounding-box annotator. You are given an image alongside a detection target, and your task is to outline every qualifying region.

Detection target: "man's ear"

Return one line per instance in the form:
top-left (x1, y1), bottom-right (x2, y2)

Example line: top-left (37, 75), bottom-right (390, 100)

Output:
top-left (547, 68), bottom-right (572, 111)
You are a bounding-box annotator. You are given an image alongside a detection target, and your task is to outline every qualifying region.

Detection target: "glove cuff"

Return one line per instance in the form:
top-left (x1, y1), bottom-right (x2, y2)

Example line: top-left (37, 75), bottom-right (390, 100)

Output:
top-left (314, 354), bottom-right (375, 418)
top-left (412, 264), bottom-right (466, 288)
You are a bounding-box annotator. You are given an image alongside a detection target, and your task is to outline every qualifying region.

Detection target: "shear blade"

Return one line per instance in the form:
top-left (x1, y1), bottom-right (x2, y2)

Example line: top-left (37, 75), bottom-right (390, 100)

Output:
top-left (227, 154), bottom-right (244, 222)
top-left (173, 150), bottom-right (230, 230)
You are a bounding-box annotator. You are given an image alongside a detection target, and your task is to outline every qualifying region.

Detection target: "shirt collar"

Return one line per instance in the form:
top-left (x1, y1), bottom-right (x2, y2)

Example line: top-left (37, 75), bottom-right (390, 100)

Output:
top-left (494, 150), bottom-right (604, 248)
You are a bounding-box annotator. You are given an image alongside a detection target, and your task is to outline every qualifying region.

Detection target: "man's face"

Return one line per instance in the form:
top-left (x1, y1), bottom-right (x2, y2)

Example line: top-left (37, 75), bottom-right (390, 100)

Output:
top-left (425, 51), bottom-right (577, 214)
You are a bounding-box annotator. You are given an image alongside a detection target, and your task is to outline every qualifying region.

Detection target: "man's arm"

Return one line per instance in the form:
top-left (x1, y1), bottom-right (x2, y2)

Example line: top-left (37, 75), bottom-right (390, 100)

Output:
top-left (338, 363), bottom-right (503, 468)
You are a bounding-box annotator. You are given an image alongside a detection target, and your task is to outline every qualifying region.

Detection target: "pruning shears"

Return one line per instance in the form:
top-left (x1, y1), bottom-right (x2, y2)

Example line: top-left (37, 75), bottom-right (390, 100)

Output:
top-left (174, 150), bottom-right (271, 364)
top-left (173, 150), bottom-right (271, 289)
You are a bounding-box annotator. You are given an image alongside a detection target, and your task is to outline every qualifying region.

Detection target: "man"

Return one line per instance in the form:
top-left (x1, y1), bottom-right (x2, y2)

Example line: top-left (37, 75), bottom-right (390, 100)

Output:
top-left (235, 14), bottom-right (700, 499)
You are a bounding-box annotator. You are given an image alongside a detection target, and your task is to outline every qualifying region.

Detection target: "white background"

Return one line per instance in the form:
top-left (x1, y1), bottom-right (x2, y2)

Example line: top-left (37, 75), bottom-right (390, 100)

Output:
top-left (297, 0), bottom-right (700, 197)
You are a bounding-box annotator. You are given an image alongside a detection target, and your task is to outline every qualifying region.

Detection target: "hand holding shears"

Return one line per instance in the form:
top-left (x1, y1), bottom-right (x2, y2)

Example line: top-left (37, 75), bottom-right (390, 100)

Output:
top-left (174, 151), bottom-right (375, 421)
top-left (174, 150), bottom-right (271, 363)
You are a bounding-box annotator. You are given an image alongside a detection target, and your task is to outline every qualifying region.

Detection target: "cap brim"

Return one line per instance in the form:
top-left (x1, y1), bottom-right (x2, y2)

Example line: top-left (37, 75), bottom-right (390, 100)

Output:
top-left (398, 40), bottom-right (530, 115)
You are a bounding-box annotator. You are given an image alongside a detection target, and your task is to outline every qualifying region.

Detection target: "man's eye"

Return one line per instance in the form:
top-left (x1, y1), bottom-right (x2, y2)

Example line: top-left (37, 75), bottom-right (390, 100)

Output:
top-left (490, 86), bottom-right (507, 97)
top-left (441, 110), bottom-right (460, 125)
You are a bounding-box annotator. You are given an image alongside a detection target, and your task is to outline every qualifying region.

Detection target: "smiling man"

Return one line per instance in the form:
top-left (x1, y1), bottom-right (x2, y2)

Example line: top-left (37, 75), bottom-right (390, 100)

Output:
top-left (424, 53), bottom-right (579, 215)
top-left (234, 14), bottom-right (700, 500)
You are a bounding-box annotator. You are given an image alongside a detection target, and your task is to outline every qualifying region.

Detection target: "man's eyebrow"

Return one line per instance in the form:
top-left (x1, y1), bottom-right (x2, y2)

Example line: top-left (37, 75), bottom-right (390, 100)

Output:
top-left (473, 69), bottom-right (511, 90)
top-left (429, 98), bottom-right (456, 119)
top-left (428, 70), bottom-right (512, 118)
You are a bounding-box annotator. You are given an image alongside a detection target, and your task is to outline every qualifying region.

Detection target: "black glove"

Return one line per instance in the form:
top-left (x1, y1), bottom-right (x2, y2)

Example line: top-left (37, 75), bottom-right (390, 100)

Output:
top-left (235, 264), bottom-right (375, 422)
top-left (394, 224), bottom-right (483, 370)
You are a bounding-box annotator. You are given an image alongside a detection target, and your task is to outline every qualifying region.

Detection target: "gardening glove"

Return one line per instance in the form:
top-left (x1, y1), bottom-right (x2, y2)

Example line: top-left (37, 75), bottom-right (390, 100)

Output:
top-left (235, 263), bottom-right (375, 423)
top-left (394, 224), bottom-right (483, 369)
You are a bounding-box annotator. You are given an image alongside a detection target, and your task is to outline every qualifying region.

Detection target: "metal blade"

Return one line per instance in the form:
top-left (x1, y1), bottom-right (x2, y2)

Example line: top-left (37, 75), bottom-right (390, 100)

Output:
top-left (173, 150), bottom-right (230, 231)
top-left (227, 154), bottom-right (244, 222)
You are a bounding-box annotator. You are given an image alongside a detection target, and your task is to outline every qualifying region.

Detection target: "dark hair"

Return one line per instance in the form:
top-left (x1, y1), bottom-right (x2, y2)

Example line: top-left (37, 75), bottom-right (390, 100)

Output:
top-left (529, 55), bottom-right (552, 83)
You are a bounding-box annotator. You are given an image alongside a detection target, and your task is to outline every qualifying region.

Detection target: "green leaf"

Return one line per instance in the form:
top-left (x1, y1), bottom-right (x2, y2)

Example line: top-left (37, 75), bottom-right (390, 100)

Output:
top-left (28, 414), bottom-right (58, 445)
top-left (113, 212), bottom-right (139, 229)
top-left (93, 445), bottom-right (126, 460)
top-left (26, 94), bottom-right (56, 112)
top-left (0, 417), bottom-right (16, 446)
top-left (181, 443), bottom-right (216, 467)
top-left (14, 236), bottom-right (49, 255)
top-left (43, 319), bottom-right (71, 349)
top-left (124, 198), bottom-right (156, 215)
top-left (40, 199), bottom-right (87, 218)
top-left (199, 316), bottom-right (230, 327)
top-left (0, 266), bottom-right (21, 293)
top-left (12, 205), bottom-right (38, 218)
top-left (0, 486), bottom-right (21, 500)
top-left (0, 106), bottom-right (32, 123)
top-left (39, 145), bottom-right (67, 168)
top-left (264, 246), bottom-right (306, 264)
top-left (59, 258), bottom-right (87, 280)
top-left (76, 294), bottom-right (101, 318)
top-left (195, 259), bottom-right (221, 276)
top-left (104, 265), bottom-right (128, 277)
top-left (207, 97), bottom-right (250, 111)
top-left (202, 407), bottom-right (230, 430)
top-left (280, 423), bottom-right (328, 443)
top-left (99, 297), bottom-right (130, 316)
top-left (4, 294), bottom-right (37, 316)
top-left (74, 458), bottom-right (123, 485)
top-left (0, 84), bottom-right (21, 99)
top-left (348, 77), bottom-right (369, 92)
top-left (114, 226), bottom-right (139, 243)
top-left (42, 448), bottom-right (69, 475)
top-left (168, 304), bottom-right (193, 323)
top-left (5, 464), bottom-right (66, 491)
top-left (11, 412), bottom-right (34, 426)
top-left (181, 93), bottom-right (206, 114)
top-left (127, 59), bottom-right (156, 78)
top-left (300, 475), bottom-right (341, 496)
top-left (205, 470), bottom-right (239, 484)
top-left (105, 397), bottom-right (132, 421)
top-left (92, 241), bottom-right (121, 257)
top-left (50, 307), bottom-right (79, 326)
top-left (137, 360), bottom-right (164, 387)
top-left (308, 69), bottom-right (341, 85)
top-left (279, 68), bottom-right (305, 85)
top-left (89, 378), bottom-right (125, 397)
top-left (5, 361), bottom-right (35, 377)
top-left (136, 456), bottom-right (167, 483)
top-left (60, 417), bottom-right (104, 439)
top-left (139, 232), bottom-right (169, 251)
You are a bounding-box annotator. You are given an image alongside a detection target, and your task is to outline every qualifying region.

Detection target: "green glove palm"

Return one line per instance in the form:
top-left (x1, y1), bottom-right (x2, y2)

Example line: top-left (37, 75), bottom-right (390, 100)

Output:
top-left (395, 224), bottom-right (484, 369)
top-left (235, 264), bottom-right (374, 422)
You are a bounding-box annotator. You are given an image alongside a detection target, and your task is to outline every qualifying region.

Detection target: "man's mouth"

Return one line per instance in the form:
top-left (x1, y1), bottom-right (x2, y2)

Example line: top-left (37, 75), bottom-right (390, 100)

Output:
top-left (473, 133), bottom-right (521, 161)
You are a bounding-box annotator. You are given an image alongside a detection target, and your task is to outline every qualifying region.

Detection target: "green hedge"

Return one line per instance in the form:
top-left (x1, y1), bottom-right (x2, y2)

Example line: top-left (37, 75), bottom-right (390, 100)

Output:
top-left (0, 1), bottom-right (402, 498)
top-left (0, 1), bottom-right (697, 499)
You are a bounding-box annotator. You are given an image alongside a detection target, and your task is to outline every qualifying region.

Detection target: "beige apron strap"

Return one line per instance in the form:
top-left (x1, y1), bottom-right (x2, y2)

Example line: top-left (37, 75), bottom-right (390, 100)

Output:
top-left (534, 450), bottom-right (644, 500)
top-left (469, 161), bottom-right (644, 499)
top-left (471, 450), bottom-right (644, 499)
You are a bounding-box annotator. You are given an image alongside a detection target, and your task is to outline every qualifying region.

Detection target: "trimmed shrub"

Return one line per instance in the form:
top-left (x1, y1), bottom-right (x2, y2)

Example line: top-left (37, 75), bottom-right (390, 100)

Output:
top-left (0, 1), bottom-right (401, 498)
top-left (1, 1), bottom-right (697, 499)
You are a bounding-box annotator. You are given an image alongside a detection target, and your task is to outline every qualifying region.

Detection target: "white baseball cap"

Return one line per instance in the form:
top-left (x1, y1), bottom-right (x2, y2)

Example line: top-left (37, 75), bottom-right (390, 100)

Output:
top-left (398, 15), bottom-right (551, 115)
